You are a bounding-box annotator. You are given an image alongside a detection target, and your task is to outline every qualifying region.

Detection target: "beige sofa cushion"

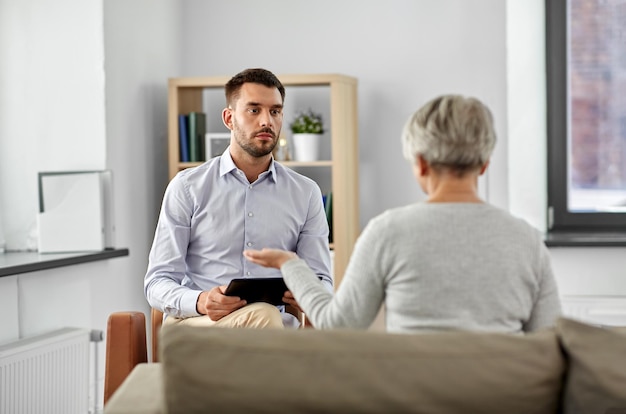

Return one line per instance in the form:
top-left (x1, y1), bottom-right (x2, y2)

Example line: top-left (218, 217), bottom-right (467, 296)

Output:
top-left (557, 317), bottom-right (626, 414)
top-left (160, 325), bottom-right (564, 414)
top-left (103, 363), bottom-right (164, 414)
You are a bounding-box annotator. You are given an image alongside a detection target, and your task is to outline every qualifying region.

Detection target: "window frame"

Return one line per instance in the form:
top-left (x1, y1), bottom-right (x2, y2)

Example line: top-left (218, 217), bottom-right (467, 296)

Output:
top-left (545, 0), bottom-right (626, 236)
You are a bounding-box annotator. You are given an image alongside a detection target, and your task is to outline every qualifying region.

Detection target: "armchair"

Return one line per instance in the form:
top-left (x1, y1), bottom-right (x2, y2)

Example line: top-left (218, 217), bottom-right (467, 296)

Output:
top-left (103, 305), bottom-right (306, 405)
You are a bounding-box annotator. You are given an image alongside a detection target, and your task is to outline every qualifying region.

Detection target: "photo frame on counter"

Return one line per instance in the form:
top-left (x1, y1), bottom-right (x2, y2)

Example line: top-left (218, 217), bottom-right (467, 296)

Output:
top-left (205, 133), bottom-right (231, 159)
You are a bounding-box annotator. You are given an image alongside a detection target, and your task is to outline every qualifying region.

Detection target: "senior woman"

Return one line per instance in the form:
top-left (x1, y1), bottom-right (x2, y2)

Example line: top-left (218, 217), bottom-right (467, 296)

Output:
top-left (244, 94), bottom-right (561, 333)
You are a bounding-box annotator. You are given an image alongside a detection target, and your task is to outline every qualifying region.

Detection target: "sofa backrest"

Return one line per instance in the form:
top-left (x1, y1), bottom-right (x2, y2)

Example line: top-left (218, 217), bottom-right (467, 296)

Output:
top-left (159, 325), bottom-right (565, 414)
top-left (556, 318), bottom-right (626, 414)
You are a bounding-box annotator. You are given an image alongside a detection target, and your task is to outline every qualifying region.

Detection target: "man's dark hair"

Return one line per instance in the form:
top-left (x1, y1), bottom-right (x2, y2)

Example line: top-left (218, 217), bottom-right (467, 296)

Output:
top-left (225, 68), bottom-right (285, 107)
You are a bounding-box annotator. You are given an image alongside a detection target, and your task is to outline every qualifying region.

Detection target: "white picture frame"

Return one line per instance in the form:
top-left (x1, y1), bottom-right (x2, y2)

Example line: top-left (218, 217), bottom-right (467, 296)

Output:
top-left (205, 133), bottom-right (231, 159)
top-left (37, 170), bottom-right (115, 253)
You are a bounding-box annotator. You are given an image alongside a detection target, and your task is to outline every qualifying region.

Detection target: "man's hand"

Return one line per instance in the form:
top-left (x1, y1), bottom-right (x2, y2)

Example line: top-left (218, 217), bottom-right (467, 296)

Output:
top-left (196, 285), bottom-right (247, 321)
top-left (282, 290), bottom-right (303, 313)
top-left (243, 248), bottom-right (298, 269)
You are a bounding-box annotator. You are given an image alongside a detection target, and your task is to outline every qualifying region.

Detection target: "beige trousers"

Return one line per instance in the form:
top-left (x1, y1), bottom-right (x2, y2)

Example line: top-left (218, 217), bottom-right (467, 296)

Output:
top-left (163, 302), bottom-right (285, 329)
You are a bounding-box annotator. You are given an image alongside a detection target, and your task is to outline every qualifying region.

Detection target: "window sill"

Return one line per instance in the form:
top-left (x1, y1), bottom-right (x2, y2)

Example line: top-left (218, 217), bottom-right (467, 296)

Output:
top-left (0, 248), bottom-right (129, 277)
top-left (544, 232), bottom-right (626, 247)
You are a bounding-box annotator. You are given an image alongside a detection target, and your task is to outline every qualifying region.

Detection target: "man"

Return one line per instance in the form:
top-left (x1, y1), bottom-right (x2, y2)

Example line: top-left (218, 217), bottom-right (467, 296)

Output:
top-left (145, 68), bottom-right (332, 328)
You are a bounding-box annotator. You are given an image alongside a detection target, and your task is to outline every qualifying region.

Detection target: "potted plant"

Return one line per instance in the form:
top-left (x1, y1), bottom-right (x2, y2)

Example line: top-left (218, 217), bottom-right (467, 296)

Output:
top-left (290, 109), bottom-right (324, 161)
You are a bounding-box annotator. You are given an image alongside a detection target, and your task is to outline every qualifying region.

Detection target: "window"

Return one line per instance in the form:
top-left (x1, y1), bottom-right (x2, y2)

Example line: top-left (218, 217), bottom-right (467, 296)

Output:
top-left (546, 0), bottom-right (626, 241)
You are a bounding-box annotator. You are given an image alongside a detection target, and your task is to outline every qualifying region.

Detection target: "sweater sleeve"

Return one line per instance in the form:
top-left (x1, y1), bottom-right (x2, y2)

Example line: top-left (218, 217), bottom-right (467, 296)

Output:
top-left (281, 218), bottom-right (387, 329)
top-left (523, 243), bottom-right (562, 331)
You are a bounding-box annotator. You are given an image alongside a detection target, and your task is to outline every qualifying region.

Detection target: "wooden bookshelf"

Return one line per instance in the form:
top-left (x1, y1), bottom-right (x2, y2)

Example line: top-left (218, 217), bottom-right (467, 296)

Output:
top-left (167, 74), bottom-right (359, 287)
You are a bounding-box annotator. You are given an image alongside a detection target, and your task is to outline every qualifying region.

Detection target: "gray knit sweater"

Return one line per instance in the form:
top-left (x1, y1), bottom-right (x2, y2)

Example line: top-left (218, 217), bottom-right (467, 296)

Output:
top-left (281, 203), bottom-right (562, 333)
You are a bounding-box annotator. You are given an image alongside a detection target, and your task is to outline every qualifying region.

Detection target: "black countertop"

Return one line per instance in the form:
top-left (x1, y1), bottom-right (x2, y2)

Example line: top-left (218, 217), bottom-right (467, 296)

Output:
top-left (0, 248), bottom-right (129, 277)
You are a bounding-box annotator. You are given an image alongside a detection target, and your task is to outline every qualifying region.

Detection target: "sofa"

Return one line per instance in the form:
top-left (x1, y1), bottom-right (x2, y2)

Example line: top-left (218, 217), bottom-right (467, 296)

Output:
top-left (103, 316), bottom-right (626, 414)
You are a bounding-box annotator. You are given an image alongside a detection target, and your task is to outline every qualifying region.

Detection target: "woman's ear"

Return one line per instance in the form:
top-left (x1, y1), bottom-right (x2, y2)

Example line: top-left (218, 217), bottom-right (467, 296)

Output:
top-left (479, 160), bottom-right (490, 175)
top-left (417, 154), bottom-right (429, 176)
top-left (222, 107), bottom-right (233, 130)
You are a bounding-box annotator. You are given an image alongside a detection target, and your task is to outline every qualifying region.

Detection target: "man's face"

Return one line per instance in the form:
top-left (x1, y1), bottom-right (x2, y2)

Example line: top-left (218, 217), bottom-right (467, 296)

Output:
top-left (227, 83), bottom-right (283, 157)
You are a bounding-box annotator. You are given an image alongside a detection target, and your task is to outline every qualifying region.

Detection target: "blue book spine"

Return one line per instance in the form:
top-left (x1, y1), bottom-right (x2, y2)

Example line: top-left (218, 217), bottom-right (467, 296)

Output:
top-left (179, 114), bottom-right (190, 162)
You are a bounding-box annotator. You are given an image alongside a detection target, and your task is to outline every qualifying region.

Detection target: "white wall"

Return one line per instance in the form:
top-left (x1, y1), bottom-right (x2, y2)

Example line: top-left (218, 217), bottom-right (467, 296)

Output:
top-left (180, 0), bottom-right (509, 220)
top-left (0, 0), bottom-right (625, 410)
top-left (0, 0), bottom-right (109, 340)
top-left (0, 0), bottom-right (106, 251)
top-left (0, 0), bottom-right (179, 410)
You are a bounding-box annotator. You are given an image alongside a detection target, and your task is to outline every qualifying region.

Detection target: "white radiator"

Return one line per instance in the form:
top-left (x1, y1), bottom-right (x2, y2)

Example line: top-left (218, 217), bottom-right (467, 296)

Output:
top-left (0, 327), bottom-right (90, 414)
top-left (561, 295), bottom-right (626, 327)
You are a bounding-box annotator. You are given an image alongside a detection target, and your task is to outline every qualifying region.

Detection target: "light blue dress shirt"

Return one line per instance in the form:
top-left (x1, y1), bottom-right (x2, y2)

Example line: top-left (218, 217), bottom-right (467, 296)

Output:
top-left (145, 148), bottom-right (332, 318)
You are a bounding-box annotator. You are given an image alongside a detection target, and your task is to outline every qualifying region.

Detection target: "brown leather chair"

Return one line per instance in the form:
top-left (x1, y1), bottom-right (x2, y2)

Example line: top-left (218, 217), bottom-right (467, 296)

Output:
top-left (104, 311), bottom-right (149, 404)
top-left (103, 305), bottom-right (307, 405)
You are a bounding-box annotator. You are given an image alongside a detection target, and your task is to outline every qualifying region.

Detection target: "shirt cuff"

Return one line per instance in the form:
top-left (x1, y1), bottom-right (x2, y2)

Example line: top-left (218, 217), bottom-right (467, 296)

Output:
top-left (181, 289), bottom-right (204, 317)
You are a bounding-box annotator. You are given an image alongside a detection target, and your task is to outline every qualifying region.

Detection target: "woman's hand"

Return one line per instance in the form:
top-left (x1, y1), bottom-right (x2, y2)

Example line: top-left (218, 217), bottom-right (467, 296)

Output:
top-left (243, 248), bottom-right (298, 269)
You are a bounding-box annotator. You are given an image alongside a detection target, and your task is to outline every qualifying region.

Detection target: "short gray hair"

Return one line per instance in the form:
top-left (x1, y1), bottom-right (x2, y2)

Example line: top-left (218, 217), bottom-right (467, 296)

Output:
top-left (401, 95), bottom-right (496, 173)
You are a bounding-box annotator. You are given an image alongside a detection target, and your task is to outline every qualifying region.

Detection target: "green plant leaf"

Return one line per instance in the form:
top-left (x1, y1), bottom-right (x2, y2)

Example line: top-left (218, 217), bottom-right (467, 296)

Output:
top-left (290, 108), bottom-right (324, 134)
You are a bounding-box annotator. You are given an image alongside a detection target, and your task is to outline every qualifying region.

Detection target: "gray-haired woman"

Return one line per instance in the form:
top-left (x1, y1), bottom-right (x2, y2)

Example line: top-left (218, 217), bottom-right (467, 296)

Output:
top-left (245, 94), bottom-right (561, 334)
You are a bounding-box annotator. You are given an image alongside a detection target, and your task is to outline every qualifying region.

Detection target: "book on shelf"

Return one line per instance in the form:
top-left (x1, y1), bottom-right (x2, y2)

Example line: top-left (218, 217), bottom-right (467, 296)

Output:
top-left (323, 191), bottom-right (333, 243)
top-left (188, 112), bottom-right (207, 162)
top-left (178, 114), bottom-right (190, 162)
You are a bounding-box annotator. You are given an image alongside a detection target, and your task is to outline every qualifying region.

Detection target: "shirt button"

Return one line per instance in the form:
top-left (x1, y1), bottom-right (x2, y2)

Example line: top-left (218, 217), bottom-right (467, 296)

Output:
top-left (247, 242), bottom-right (252, 247)
top-left (246, 271), bottom-right (251, 276)
top-left (248, 212), bottom-right (253, 217)
top-left (248, 185), bottom-right (252, 189)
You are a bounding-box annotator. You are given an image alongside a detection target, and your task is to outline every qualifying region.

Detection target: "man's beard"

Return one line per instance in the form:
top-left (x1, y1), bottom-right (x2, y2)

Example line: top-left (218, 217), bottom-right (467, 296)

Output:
top-left (233, 121), bottom-right (278, 158)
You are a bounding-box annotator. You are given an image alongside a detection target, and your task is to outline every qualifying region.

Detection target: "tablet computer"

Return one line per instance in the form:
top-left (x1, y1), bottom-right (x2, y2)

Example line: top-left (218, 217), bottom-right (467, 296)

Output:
top-left (224, 277), bottom-right (289, 306)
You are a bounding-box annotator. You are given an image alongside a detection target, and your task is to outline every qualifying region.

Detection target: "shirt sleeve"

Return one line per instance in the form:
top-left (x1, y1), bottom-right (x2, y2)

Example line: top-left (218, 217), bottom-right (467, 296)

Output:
top-left (144, 175), bottom-right (203, 318)
top-left (293, 184), bottom-right (333, 291)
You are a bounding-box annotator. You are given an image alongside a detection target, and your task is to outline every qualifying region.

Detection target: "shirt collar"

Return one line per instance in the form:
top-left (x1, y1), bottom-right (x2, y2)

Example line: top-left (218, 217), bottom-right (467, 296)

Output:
top-left (219, 147), bottom-right (278, 183)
